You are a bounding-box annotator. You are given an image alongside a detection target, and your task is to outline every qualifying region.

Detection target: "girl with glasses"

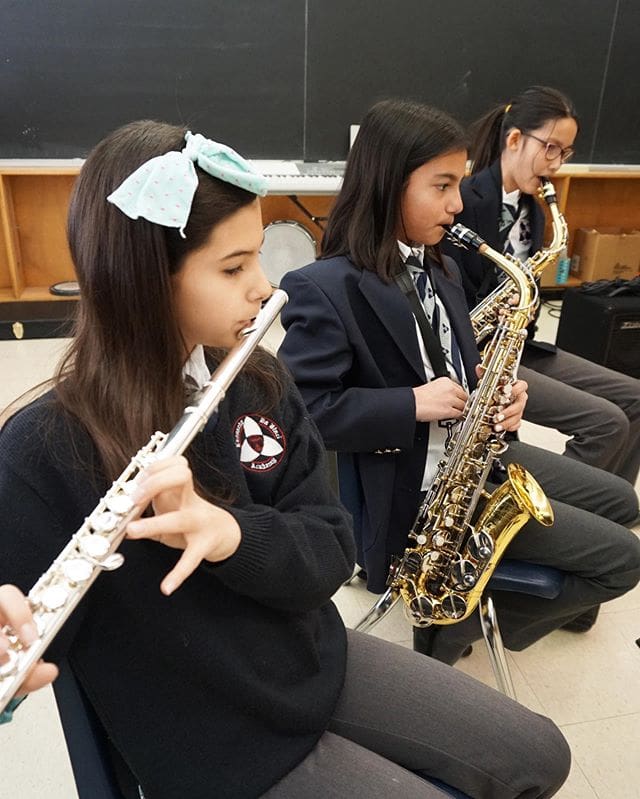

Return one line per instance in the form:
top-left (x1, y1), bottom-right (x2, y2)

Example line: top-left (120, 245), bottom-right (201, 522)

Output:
top-left (442, 85), bottom-right (640, 492)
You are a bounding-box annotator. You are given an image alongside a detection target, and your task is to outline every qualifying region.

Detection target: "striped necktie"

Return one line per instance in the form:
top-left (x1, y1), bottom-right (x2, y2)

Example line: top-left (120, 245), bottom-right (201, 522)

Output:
top-left (406, 255), bottom-right (464, 384)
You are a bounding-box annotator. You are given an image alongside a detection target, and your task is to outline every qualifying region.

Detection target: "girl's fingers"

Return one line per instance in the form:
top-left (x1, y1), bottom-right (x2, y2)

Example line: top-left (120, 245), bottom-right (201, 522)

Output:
top-left (132, 461), bottom-right (193, 505)
top-left (141, 455), bottom-right (189, 478)
top-left (511, 379), bottom-right (528, 397)
top-left (126, 510), bottom-right (189, 540)
top-left (160, 543), bottom-right (211, 596)
top-left (19, 662), bottom-right (59, 694)
top-left (0, 585), bottom-right (38, 647)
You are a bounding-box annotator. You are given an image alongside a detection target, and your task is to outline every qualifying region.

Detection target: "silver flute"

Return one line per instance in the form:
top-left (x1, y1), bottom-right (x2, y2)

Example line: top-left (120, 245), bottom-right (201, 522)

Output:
top-left (0, 289), bottom-right (288, 713)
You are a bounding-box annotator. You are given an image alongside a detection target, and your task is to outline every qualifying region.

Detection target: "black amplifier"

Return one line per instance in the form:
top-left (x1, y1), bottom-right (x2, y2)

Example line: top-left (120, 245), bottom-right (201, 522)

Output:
top-left (0, 301), bottom-right (76, 340)
top-left (556, 287), bottom-right (640, 378)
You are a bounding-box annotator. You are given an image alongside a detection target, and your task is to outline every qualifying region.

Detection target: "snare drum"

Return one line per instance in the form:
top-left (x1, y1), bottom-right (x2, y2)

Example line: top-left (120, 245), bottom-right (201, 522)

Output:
top-left (261, 220), bottom-right (317, 287)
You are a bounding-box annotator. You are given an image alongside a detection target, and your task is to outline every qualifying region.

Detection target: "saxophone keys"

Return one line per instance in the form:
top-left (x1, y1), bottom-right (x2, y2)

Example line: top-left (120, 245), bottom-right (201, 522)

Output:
top-left (467, 531), bottom-right (494, 561)
top-left (421, 551), bottom-right (441, 572)
top-left (451, 558), bottom-right (478, 590)
top-left (449, 486), bottom-right (467, 503)
top-left (441, 593), bottom-right (467, 620)
top-left (402, 551), bottom-right (423, 572)
top-left (409, 594), bottom-right (436, 620)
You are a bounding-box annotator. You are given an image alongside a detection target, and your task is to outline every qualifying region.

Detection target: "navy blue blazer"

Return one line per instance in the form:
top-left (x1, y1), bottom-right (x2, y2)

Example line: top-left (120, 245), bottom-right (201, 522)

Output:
top-left (441, 160), bottom-right (545, 311)
top-left (279, 254), bottom-right (480, 592)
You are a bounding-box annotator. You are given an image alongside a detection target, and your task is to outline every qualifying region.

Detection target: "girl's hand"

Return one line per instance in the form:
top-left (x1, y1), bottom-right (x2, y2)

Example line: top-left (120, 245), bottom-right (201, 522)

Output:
top-left (491, 376), bottom-right (528, 432)
top-left (0, 584), bottom-right (58, 695)
top-left (497, 378), bottom-right (528, 431)
top-left (474, 366), bottom-right (528, 432)
top-left (413, 377), bottom-right (468, 422)
top-left (126, 456), bottom-right (241, 596)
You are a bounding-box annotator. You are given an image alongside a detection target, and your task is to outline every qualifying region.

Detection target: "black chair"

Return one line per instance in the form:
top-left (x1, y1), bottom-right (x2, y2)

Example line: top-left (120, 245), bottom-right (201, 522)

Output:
top-left (54, 664), bottom-right (472, 798)
top-left (53, 661), bottom-right (139, 799)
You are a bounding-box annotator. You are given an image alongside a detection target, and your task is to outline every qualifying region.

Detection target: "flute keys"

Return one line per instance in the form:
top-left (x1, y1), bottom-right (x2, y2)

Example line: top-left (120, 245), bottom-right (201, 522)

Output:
top-left (80, 535), bottom-right (110, 559)
top-left (41, 584), bottom-right (70, 612)
top-left (105, 493), bottom-right (135, 515)
top-left (62, 558), bottom-right (94, 584)
top-left (100, 553), bottom-right (125, 572)
top-left (90, 511), bottom-right (119, 533)
top-left (35, 614), bottom-right (49, 638)
top-left (0, 647), bottom-right (18, 677)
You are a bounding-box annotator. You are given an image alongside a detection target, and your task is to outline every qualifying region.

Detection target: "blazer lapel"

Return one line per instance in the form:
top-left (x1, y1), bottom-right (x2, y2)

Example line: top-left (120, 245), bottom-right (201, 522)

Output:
top-left (358, 268), bottom-right (426, 381)
top-left (432, 267), bottom-right (480, 389)
top-left (470, 162), bottom-right (503, 251)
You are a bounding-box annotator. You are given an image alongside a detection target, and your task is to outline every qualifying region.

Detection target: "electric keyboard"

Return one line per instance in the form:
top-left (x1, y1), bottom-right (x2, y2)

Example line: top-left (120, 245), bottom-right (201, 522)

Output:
top-left (251, 160), bottom-right (345, 194)
top-left (264, 173), bottom-right (343, 193)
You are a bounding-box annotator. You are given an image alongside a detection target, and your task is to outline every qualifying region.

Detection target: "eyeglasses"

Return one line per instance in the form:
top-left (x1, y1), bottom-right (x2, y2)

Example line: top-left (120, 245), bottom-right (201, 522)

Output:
top-left (523, 133), bottom-right (574, 163)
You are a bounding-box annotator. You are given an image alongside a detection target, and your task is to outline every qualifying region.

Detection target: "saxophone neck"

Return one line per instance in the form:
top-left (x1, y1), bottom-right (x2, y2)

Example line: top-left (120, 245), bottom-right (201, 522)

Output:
top-left (446, 223), bottom-right (532, 315)
top-left (531, 178), bottom-right (568, 265)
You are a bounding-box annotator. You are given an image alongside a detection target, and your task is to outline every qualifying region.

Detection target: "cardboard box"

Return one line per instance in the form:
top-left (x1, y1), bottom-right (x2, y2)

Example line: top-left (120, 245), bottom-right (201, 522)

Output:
top-left (570, 228), bottom-right (640, 282)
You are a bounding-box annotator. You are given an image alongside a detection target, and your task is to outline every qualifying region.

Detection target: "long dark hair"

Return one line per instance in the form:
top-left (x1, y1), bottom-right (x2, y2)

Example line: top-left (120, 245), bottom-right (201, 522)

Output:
top-left (55, 120), bottom-right (281, 486)
top-left (321, 99), bottom-right (467, 282)
top-left (469, 85), bottom-right (579, 174)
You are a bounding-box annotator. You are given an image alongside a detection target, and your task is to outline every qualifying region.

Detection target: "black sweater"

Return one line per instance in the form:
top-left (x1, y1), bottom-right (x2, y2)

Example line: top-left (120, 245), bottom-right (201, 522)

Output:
top-left (0, 355), bottom-right (354, 798)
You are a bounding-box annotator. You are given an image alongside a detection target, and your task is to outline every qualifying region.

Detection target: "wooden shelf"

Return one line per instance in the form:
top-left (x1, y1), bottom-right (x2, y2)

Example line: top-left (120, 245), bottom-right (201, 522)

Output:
top-left (1, 160), bottom-right (638, 301)
top-left (538, 167), bottom-right (640, 287)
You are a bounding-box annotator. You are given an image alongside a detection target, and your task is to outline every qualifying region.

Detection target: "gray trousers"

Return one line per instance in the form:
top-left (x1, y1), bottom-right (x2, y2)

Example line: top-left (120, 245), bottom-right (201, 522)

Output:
top-left (427, 441), bottom-right (640, 664)
top-left (520, 346), bottom-right (640, 484)
top-left (263, 630), bottom-right (570, 799)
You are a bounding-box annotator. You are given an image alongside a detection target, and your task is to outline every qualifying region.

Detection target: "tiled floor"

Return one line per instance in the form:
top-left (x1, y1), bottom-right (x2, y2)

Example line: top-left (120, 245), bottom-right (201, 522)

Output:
top-left (1, 302), bottom-right (639, 798)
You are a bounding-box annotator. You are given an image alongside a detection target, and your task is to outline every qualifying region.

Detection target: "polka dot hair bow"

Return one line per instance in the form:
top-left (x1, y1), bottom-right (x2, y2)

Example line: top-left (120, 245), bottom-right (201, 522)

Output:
top-left (106, 131), bottom-right (268, 237)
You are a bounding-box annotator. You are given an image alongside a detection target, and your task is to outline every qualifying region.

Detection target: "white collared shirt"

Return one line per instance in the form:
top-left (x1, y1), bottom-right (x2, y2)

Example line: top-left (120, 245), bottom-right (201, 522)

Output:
top-left (397, 242), bottom-right (467, 489)
top-left (183, 345), bottom-right (211, 391)
top-left (502, 187), bottom-right (531, 263)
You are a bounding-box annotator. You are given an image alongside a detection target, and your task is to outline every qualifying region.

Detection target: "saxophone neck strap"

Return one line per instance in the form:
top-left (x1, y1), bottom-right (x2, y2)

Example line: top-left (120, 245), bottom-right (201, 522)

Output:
top-left (394, 267), bottom-right (449, 379)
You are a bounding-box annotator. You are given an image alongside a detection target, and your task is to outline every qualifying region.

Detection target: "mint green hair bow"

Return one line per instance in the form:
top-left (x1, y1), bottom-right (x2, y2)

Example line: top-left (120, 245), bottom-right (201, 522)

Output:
top-left (106, 131), bottom-right (267, 237)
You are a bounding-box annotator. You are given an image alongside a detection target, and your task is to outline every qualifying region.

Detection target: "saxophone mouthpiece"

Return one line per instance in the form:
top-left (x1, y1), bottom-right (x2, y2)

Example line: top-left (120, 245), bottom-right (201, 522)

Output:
top-left (447, 223), bottom-right (487, 252)
top-left (538, 178), bottom-right (557, 206)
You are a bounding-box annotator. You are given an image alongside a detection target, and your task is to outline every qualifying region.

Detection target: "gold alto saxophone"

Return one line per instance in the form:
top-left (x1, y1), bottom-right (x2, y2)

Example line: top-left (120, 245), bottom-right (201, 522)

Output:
top-left (356, 229), bottom-right (553, 632)
top-left (0, 289), bottom-right (288, 714)
top-left (470, 178), bottom-right (568, 342)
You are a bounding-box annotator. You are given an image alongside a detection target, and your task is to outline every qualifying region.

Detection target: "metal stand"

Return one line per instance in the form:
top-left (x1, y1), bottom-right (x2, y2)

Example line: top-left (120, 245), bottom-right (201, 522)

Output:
top-left (478, 592), bottom-right (516, 699)
top-left (353, 588), bottom-right (400, 633)
top-left (351, 584), bottom-right (517, 699)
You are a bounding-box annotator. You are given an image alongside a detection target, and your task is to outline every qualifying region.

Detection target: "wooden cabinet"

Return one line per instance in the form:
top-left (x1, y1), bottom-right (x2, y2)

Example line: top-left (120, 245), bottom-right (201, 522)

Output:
top-left (540, 166), bottom-right (640, 287)
top-left (1, 161), bottom-right (639, 301)
top-left (0, 164), bottom-right (79, 302)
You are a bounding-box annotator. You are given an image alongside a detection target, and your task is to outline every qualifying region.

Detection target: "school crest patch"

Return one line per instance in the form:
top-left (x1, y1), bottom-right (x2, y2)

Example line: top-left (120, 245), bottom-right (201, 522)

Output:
top-left (233, 414), bottom-right (286, 472)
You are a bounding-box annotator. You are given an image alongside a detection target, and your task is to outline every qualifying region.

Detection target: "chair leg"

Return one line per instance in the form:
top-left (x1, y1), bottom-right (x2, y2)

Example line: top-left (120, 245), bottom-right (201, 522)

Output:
top-left (478, 592), bottom-right (517, 700)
